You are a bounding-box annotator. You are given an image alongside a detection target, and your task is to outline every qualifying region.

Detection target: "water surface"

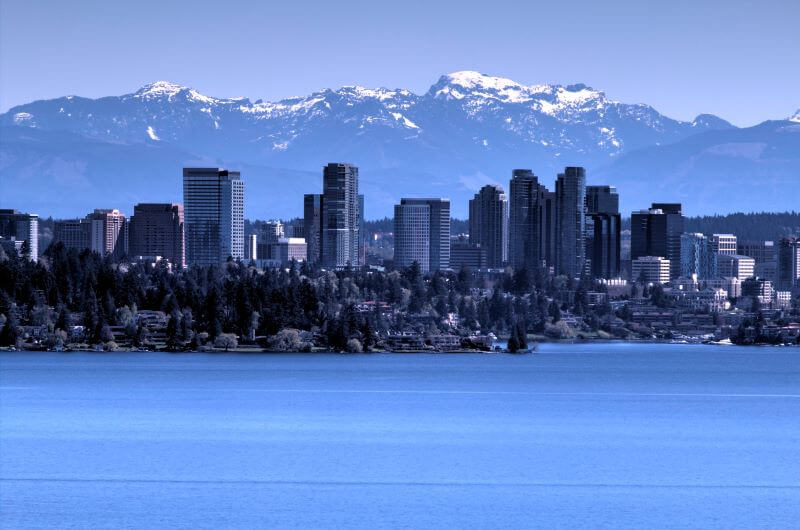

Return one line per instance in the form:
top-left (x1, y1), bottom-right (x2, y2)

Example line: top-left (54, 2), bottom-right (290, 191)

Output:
top-left (2, 344), bottom-right (799, 528)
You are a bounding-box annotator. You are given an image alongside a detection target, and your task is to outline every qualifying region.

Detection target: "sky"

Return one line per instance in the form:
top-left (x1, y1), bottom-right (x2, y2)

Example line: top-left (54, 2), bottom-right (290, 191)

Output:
top-left (0, 0), bottom-right (798, 126)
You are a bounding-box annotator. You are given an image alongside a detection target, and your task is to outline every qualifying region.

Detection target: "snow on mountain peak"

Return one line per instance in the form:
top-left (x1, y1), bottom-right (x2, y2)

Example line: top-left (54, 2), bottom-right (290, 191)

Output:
top-left (789, 109), bottom-right (800, 123)
top-left (442, 71), bottom-right (521, 91)
top-left (432, 71), bottom-right (604, 108)
top-left (135, 81), bottom-right (187, 98)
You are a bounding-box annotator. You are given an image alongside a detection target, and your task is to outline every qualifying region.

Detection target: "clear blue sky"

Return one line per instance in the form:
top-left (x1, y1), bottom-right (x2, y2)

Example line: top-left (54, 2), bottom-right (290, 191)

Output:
top-left (1, 0), bottom-right (797, 126)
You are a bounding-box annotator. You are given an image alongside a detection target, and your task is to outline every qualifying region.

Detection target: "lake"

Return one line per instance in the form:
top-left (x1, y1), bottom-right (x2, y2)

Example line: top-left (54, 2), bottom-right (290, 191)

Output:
top-left (1, 343), bottom-right (799, 528)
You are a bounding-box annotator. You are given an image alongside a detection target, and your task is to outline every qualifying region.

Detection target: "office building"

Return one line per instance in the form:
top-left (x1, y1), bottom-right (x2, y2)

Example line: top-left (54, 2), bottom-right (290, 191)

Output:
top-left (777, 237), bottom-right (800, 290)
top-left (395, 198), bottom-right (450, 272)
top-left (394, 201), bottom-right (430, 272)
top-left (0, 209), bottom-right (38, 261)
top-left (450, 242), bottom-right (487, 270)
top-left (183, 168), bottom-right (244, 266)
top-left (508, 169), bottom-right (556, 271)
top-left (128, 203), bottom-right (185, 268)
top-left (631, 203), bottom-right (684, 279)
top-left (555, 167), bottom-right (586, 278)
top-left (716, 254), bottom-right (755, 281)
top-left (632, 256), bottom-right (671, 285)
top-left (87, 209), bottom-right (128, 258)
top-left (270, 238), bottom-right (307, 264)
top-left (585, 185), bottom-right (621, 279)
top-left (737, 240), bottom-right (776, 264)
top-left (262, 220), bottom-right (284, 244)
top-left (358, 194), bottom-right (365, 266)
top-left (303, 194), bottom-right (324, 265)
top-left (680, 233), bottom-right (716, 280)
top-left (710, 234), bottom-right (737, 256)
top-left (469, 185), bottom-right (508, 268)
top-left (53, 219), bottom-right (90, 250)
top-left (246, 234), bottom-right (258, 261)
top-left (321, 163), bottom-right (359, 268)
top-left (742, 277), bottom-right (774, 306)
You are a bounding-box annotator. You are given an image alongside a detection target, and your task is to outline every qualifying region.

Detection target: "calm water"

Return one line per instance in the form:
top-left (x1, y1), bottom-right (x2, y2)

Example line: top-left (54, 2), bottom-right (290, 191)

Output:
top-left (1, 344), bottom-right (799, 529)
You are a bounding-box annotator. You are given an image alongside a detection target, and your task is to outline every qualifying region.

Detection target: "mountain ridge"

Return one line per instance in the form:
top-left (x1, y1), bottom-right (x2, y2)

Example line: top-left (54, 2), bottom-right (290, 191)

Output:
top-left (1, 71), bottom-right (796, 219)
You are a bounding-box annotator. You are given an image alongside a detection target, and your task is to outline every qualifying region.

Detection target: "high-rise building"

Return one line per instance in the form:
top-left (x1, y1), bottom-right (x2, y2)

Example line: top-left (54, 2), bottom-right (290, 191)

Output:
top-left (469, 185), bottom-right (508, 268)
top-left (128, 203), bottom-right (185, 267)
top-left (631, 203), bottom-right (684, 279)
top-left (183, 168), bottom-right (244, 266)
top-left (0, 209), bottom-right (39, 261)
top-left (742, 277), bottom-right (774, 306)
top-left (87, 209), bottom-right (127, 258)
top-left (710, 234), bottom-right (737, 256)
top-left (632, 256), bottom-right (671, 285)
top-left (262, 220), bottom-right (284, 244)
top-left (450, 242), bottom-right (487, 270)
top-left (717, 254), bottom-right (755, 281)
top-left (246, 234), bottom-right (258, 261)
top-left (555, 167), bottom-right (586, 278)
top-left (680, 233), bottom-right (716, 280)
top-left (508, 170), bottom-right (556, 271)
top-left (738, 240), bottom-right (777, 282)
top-left (737, 240), bottom-right (776, 264)
top-left (585, 185), bottom-right (621, 279)
top-left (394, 201), bottom-right (430, 273)
top-left (303, 194), bottom-right (324, 265)
top-left (53, 219), bottom-right (90, 251)
top-left (777, 237), bottom-right (800, 290)
top-left (358, 194), bottom-right (366, 266)
top-left (321, 163), bottom-right (359, 268)
top-left (395, 198), bottom-right (450, 272)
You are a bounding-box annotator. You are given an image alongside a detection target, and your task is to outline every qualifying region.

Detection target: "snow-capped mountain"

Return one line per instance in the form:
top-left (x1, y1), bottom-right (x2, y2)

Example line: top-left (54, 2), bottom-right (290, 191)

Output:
top-left (789, 109), bottom-right (800, 123)
top-left (1, 71), bottom-right (796, 219)
top-left (3, 72), bottom-right (730, 163)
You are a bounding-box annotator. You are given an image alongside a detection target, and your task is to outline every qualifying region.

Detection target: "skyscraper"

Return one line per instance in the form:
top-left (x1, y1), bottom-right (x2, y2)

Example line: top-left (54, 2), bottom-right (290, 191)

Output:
top-left (321, 163), bottom-right (359, 268)
top-left (129, 203), bottom-right (185, 267)
top-left (631, 203), bottom-right (684, 279)
top-left (183, 168), bottom-right (244, 266)
top-left (508, 170), bottom-right (556, 271)
top-left (394, 198), bottom-right (451, 272)
top-left (87, 209), bottom-right (128, 259)
top-left (680, 233), bottom-right (716, 279)
top-left (555, 167), bottom-right (586, 278)
top-left (303, 194), bottom-right (324, 265)
top-left (0, 209), bottom-right (39, 261)
top-left (585, 185), bottom-right (621, 279)
top-left (394, 201), bottom-right (430, 273)
top-left (469, 185), bottom-right (508, 268)
top-left (53, 219), bottom-right (89, 250)
top-left (777, 236), bottom-right (800, 290)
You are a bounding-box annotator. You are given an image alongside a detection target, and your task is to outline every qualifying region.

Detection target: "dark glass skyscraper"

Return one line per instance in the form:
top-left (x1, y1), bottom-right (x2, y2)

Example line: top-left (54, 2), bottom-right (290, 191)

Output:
top-left (469, 185), bottom-right (508, 268)
top-left (777, 236), bottom-right (800, 290)
top-left (183, 167), bottom-right (244, 266)
top-left (585, 185), bottom-right (621, 279)
top-left (631, 203), bottom-right (684, 280)
top-left (555, 167), bottom-right (586, 278)
top-left (129, 203), bottom-right (185, 268)
top-left (321, 163), bottom-right (359, 268)
top-left (508, 169), bottom-right (556, 271)
top-left (303, 194), bottom-right (323, 264)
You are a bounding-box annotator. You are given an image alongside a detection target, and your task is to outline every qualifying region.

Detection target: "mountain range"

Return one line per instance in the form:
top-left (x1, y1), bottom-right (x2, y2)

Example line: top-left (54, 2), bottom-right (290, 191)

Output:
top-left (1, 71), bottom-right (798, 219)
